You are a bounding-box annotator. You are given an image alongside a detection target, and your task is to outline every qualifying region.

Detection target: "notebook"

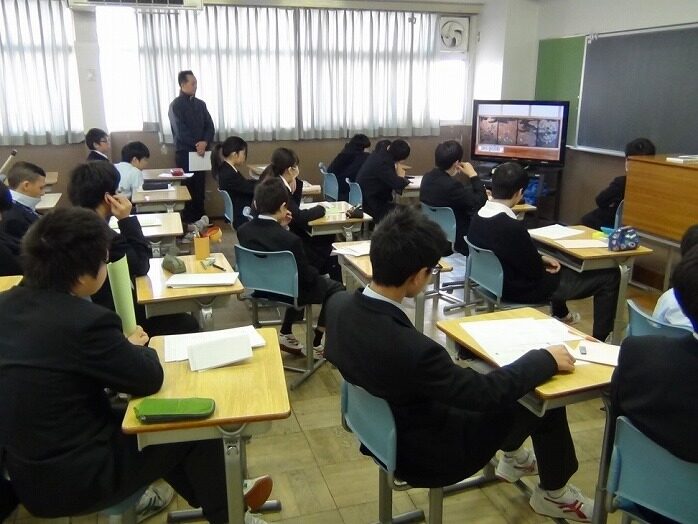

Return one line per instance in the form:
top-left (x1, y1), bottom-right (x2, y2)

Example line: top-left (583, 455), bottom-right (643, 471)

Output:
top-left (166, 272), bottom-right (239, 288)
top-left (164, 325), bottom-right (266, 362)
top-left (187, 333), bottom-right (252, 371)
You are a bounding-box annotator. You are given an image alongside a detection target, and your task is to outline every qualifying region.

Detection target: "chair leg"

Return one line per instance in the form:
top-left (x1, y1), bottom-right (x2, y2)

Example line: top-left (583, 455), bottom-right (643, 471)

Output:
top-left (288, 305), bottom-right (326, 389)
top-left (251, 299), bottom-right (260, 328)
top-left (378, 469), bottom-right (393, 524)
top-left (427, 487), bottom-right (443, 524)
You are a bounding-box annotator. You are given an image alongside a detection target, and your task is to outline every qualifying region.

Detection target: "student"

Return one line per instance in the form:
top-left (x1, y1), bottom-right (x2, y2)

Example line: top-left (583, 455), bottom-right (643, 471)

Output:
top-left (580, 138), bottom-right (655, 230)
top-left (356, 139), bottom-right (410, 223)
top-left (0, 161), bottom-right (46, 243)
top-left (324, 207), bottom-right (594, 522)
top-left (468, 162), bottom-right (620, 341)
top-left (212, 136), bottom-right (257, 230)
top-left (0, 182), bottom-right (22, 276)
top-left (327, 133), bottom-right (371, 201)
top-left (114, 141), bottom-right (149, 199)
top-left (238, 177), bottom-right (344, 356)
top-left (0, 208), bottom-right (269, 524)
top-left (85, 128), bottom-right (111, 161)
top-left (420, 140), bottom-right (488, 255)
top-left (652, 224), bottom-right (698, 329)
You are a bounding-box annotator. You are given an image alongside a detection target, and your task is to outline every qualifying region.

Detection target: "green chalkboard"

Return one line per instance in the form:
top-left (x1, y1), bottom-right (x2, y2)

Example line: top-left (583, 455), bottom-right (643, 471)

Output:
top-left (535, 36), bottom-right (585, 146)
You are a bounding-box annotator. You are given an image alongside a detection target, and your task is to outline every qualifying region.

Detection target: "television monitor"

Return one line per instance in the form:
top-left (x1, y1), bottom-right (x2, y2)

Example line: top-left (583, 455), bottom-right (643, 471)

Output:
top-left (470, 100), bottom-right (570, 166)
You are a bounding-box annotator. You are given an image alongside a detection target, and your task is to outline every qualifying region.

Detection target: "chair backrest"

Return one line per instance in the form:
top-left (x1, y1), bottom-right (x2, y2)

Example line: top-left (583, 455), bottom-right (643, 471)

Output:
top-left (607, 416), bottom-right (698, 523)
top-left (341, 380), bottom-right (398, 473)
top-left (464, 238), bottom-right (504, 299)
top-left (323, 172), bottom-right (339, 201)
top-left (420, 204), bottom-right (456, 245)
top-left (614, 199), bottom-right (625, 229)
top-left (347, 179), bottom-right (363, 207)
top-left (626, 299), bottom-right (691, 338)
top-left (318, 162), bottom-right (328, 175)
top-left (234, 245), bottom-right (299, 300)
top-left (217, 188), bottom-right (234, 225)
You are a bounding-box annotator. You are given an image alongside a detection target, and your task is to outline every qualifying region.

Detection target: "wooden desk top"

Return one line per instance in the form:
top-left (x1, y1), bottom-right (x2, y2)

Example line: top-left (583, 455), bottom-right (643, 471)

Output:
top-left (132, 186), bottom-right (191, 204)
top-left (513, 203), bottom-right (537, 214)
top-left (136, 253), bottom-right (244, 304)
top-left (307, 201), bottom-right (372, 226)
top-left (122, 327), bottom-right (291, 434)
top-left (0, 275), bottom-right (22, 292)
top-left (628, 155), bottom-right (698, 170)
top-left (142, 169), bottom-right (194, 181)
top-left (36, 192), bottom-right (61, 212)
top-left (531, 225), bottom-right (653, 260)
top-left (437, 308), bottom-right (613, 399)
top-left (44, 171), bottom-right (58, 185)
top-left (110, 213), bottom-right (184, 239)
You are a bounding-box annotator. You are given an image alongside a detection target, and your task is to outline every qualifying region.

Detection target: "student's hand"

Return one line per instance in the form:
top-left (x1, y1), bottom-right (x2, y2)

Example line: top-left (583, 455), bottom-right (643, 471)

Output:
top-left (545, 344), bottom-right (576, 372)
top-left (281, 209), bottom-right (293, 227)
top-left (542, 255), bottom-right (561, 274)
top-left (458, 162), bottom-right (479, 178)
top-left (106, 193), bottom-right (132, 220)
top-left (195, 141), bottom-right (207, 156)
top-left (128, 325), bottom-right (150, 346)
top-left (395, 163), bottom-right (407, 177)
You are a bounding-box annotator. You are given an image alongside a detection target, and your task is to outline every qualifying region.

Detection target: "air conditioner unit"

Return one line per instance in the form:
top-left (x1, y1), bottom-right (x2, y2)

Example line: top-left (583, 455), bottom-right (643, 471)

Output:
top-left (68, 0), bottom-right (203, 11)
top-left (438, 17), bottom-right (469, 53)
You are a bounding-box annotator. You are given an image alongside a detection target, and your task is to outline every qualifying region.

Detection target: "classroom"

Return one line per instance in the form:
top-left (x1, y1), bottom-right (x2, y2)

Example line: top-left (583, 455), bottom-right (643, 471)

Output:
top-left (1, 0), bottom-right (697, 523)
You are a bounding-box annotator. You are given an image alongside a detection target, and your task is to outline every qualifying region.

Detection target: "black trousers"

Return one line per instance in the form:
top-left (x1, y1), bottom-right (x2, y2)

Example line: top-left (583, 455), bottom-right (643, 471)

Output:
top-left (281, 279), bottom-right (345, 333)
top-left (176, 150), bottom-right (207, 223)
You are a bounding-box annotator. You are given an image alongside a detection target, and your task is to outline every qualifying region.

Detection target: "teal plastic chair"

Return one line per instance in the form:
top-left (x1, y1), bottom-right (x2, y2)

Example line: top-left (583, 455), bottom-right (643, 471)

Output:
top-left (607, 416), bottom-right (698, 524)
top-left (217, 188), bottom-right (234, 230)
top-left (347, 178), bottom-right (363, 207)
top-left (626, 299), bottom-right (692, 337)
top-left (323, 172), bottom-right (339, 202)
top-left (318, 162), bottom-right (328, 175)
top-left (234, 245), bottom-right (324, 389)
top-left (341, 380), bottom-right (441, 524)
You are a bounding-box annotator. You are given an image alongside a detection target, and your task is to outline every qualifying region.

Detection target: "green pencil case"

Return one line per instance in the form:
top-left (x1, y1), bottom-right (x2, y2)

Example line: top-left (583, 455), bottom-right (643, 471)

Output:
top-left (134, 397), bottom-right (215, 423)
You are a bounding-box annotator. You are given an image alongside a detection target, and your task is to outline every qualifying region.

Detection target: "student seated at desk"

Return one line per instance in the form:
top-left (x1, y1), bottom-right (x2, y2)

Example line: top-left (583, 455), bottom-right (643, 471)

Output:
top-left (85, 127), bottom-right (111, 161)
top-left (468, 162), bottom-right (620, 341)
top-left (238, 177), bottom-right (344, 357)
top-left (356, 139), bottom-right (410, 224)
top-left (0, 182), bottom-right (21, 276)
top-left (212, 136), bottom-right (257, 230)
top-left (327, 133), bottom-right (370, 201)
top-left (580, 138), bottom-right (655, 230)
top-left (420, 140), bottom-right (488, 255)
top-left (114, 141), bottom-right (148, 199)
top-left (324, 207), bottom-right (594, 522)
top-left (0, 208), bottom-right (270, 524)
top-left (69, 162), bottom-right (200, 336)
top-left (0, 161), bottom-right (46, 243)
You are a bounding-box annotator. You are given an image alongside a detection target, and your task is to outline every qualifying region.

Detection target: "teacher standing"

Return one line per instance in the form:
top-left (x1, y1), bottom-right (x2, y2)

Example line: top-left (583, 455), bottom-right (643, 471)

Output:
top-left (168, 70), bottom-right (214, 224)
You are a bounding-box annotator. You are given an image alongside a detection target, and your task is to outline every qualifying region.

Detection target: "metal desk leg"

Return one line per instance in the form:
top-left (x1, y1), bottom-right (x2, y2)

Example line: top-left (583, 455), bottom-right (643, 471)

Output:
top-left (196, 300), bottom-right (215, 331)
top-left (611, 263), bottom-right (631, 344)
top-left (592, 392), bottom-right (613, 524)
top-left (221, 427), bottom-right (247, 524)
top-left (414, 292), bottom-right (425, 333)
top-left (150, 241), bottom-right (162, 258)
top-left (166, 203), bottom-right (176, 213)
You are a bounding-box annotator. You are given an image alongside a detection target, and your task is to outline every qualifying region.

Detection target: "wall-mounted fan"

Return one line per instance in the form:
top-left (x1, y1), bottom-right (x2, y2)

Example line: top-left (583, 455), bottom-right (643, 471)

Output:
top-left (439, 17), bottom-right (469, 52)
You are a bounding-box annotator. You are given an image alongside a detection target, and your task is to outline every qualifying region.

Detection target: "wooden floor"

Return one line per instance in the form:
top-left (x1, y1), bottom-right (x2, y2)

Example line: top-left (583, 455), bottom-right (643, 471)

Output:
top-left (7, 221), bottom-right (661, 524)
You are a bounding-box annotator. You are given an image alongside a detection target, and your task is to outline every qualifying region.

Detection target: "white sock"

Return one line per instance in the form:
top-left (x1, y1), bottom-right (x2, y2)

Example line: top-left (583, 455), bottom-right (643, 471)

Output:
top-left (546, 486), bottom-right (567, 499)
top-left (503, 447), bottom-right (528, 463)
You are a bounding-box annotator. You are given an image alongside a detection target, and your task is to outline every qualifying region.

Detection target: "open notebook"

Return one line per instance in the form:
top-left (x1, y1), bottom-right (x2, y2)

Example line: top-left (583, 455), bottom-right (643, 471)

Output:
top-left (166, 272), bottom-right (239, 288)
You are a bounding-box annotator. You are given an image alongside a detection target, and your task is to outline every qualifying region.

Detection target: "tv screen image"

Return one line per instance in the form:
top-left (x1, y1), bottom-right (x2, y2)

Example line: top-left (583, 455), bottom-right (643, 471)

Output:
top-left (471, 100), bottom-right (570, 166)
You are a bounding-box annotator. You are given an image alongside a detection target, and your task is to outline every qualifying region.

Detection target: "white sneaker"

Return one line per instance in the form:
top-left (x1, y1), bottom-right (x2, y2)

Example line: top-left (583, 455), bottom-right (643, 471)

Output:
top-left (135, 484), bottom-right (174, 523)
top-left (244, 511), bottom-right (268, 524)
top-left (302, 344), bottom-right (324, 360)
top-left (495, 449), bottom-right (538, 482)
top-left (555, 311), bottom-right (581, 325)
top-left (279, 333), bottom-right (304, 356)
top-left (180, 231), bottom-right (197, 244)
top-left (193, 215), bottom-right (210, 233)
top-left (529, 484), bottom-right (594, 522)
top-left (243, 475), bottom-right (273, 511)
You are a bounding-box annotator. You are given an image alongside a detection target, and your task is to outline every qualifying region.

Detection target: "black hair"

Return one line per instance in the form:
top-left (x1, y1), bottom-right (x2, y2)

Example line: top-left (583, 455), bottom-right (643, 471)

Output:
top-left (68, 162), bottom-right (120, 210)
top-left (21, 207), bottom-right (111, 293)
top-left (85, 128), bottom-right (108, 151)
top-left (178, 70), bottom-right (194, 87)
top-left (680, 224), bottom-right (698, 257)
top-left (374, 139), bottom-right (391, 152)
top-left (624, 138), bottom-right (655, 157)
top-left (260, 147), bottom-right (299, 180)
top-left (211, 136), bottom-right (248, 179)
top-left (121, 141), bottom-right (150, 163)
top-left (254, 177), bottom-right (289, 215)
top-left (491, 162), bottom-right (529, 199)
top-left (348, 134), bottom-right (371, 151)
top-left (0, 182), bottom-right (13, 213)
top-left (435, 140), bottom-right (464, 171)
top-left (370, 206), bottom-right (445, 286)
top-left (6, 161), bottom-right (46, 189)
top-left (673, 245), bottom-right (698, 330)
top-left (388, 139), bottom-right (411, 162)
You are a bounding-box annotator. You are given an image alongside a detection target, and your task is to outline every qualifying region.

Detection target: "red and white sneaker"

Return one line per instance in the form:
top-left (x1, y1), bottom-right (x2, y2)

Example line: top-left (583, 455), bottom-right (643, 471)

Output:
top-left (529, 484), bottom-right (594, 522)
top-left (495, 449), bottom-right (538, 482)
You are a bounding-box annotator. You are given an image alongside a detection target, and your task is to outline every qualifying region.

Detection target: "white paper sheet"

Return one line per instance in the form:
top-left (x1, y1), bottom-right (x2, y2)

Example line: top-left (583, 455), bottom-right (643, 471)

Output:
top-left (555, 239), bottom-right (608, 249)
top-left (166, 272), bottom-right (239, 288)
top-left (158, 172), bottom-right (194, 178)
top-left (528, 224), bottom-right (584, 240)
top-left (164, 326), bottom-right (265, 362)
top-left (188, 151), bottom-right (212, 171)
top-left (567, 341), bottom-right (620, 367)
top-left (109, 215), bottom-right (163, 230)
top-left (187, 333), bottom-right (252, 371)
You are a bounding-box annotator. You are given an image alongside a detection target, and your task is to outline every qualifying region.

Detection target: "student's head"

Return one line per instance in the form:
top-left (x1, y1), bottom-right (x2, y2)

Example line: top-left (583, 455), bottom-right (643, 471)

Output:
top-left (253, 177), bottom-right (289, 217)
top-left (374, 139), bottom-right (391, 152)
top-left (370, 207), bottom-right (445, 297)
top-left (212, 136), bottom-right (248, 177)
top-left (348, 134), bottom-right (371, 151)
top-left (68, 162), bottom-right (119, 214)
top-left (21, 207), bottom-right (111, 296)
top-left (673, 246), bottom-right (698, 331)
top-left (624, 138), bottom-right (655, 158)
top-left (178, 70), bottom-right (197, 96)
top-left (85, 128), bottom-right (110, 154)
top-left (680, 224), bottom-right (698, 257)
top-left (262, 147), bottom-right (300, 182)
top-left (121, 141), bottom-right (150, 169)
top-left (6, 161), bottom-right (46, 198)
top-left (491, 162), bottom-right (528, 201)
top-left (435, 140), bottom-right (464, 171)
top-left (388, 139), bottom-right (411, 163)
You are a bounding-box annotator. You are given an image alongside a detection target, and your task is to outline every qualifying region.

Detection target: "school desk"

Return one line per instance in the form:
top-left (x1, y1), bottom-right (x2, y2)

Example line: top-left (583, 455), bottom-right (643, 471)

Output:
top-left (110, 212), bottom-right (183, 257)
top-left (142, 168), bottom-right (195, 185)
top-left (35, 192), bottom-right (61, 213)
top-left (0, 275), bottom-right (22, 292)
top-left (305, 201), bottom-right (372, 237)
top-left (132, 186), bottom-right (191, 214)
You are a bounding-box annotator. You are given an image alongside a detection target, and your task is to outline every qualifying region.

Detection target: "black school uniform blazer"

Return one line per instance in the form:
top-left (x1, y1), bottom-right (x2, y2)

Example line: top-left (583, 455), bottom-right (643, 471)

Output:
top-left (86, 150), bottom-right (109, 162)
top-left (328, 147), bottom-right (370, 201)
top-left (0, 202), bottom-right (39, 243)
top-left (324, 290), bottom-right (557, 487)
top-left (356, 150), bottom-right (409, 223)
top-left (217, 162), bottom-right (257, 230)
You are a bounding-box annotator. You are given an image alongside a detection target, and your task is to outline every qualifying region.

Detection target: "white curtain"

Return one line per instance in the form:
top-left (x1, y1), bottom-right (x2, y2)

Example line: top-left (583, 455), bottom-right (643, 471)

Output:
top-left (0, 0), bottom-right (83, 145)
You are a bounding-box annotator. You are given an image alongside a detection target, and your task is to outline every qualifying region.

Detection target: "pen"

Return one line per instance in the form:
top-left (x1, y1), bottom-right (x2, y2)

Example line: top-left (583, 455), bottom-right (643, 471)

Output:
top-left (211, 263), bottom-right (226, 272)
top-left (200, 261), bottom-right (207, 270)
